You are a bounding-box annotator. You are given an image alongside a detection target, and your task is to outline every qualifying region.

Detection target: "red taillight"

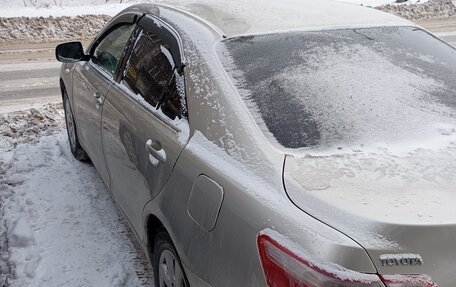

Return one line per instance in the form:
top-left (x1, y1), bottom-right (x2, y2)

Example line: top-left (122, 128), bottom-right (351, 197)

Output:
top-left (257, 233), bottom-right (384, 287)
top-left (381, 275), bottom-right (438, 287)
top-left (257, 231), bottom-right (439, 287)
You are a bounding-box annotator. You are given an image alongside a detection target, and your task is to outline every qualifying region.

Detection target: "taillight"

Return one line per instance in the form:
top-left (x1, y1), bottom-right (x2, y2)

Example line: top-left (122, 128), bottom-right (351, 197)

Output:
top-left (257, 233), bottom-right (384, 287)
top-left (381, 275), bottom-right (438, 287)
top-left (257, 232), bottom-right (439, 287)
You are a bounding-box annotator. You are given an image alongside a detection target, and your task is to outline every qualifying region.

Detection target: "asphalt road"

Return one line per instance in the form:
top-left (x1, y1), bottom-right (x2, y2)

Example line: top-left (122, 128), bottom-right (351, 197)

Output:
top-left (0, 60), bottom-right (61, 112)
top-left (439, 33), bottom-right (456, 46)
top-left (0, 30), bottom-right (455, 113)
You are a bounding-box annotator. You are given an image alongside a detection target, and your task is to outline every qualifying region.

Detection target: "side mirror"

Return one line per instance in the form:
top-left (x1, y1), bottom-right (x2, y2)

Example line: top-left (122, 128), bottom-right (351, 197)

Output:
top-left (55, 42), bottom-right (87, 63)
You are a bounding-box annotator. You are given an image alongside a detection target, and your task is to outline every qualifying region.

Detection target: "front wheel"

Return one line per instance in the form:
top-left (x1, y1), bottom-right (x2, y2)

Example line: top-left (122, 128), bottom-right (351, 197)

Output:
top-left (153, 229), bottom-right (189, 287)
top-left (63, 90), bottom-right (89, 161)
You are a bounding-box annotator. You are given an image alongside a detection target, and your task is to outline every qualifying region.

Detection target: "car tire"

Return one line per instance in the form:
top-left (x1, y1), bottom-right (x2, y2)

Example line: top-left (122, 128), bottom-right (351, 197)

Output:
top-left (153, 229), bottom-right (190, 287)
top-left (62, 89), bottom-right (89, 161)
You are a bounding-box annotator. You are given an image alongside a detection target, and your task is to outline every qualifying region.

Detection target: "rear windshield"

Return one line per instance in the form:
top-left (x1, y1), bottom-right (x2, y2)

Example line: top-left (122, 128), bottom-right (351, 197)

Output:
top-left (216, 27), bottom-right (456, 150)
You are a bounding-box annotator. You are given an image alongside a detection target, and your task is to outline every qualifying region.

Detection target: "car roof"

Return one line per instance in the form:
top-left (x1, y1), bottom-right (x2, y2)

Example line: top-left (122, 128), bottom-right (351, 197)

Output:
top-left (124, 0), bottom-right (413, 37)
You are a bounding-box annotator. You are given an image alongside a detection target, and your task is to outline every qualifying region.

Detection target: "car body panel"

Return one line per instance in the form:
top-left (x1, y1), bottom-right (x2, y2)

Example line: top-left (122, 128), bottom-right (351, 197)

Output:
top-left (143, 132), bottom-right (377, 287)
top-left (102, 81), bottom-right (189, 242)
top-left (99, 14), bottom-right (189, 242)
top-left (187, 174), bottom-right (224, 232)
top-left (284, 154), bottom-right (456, 286)
top-left (72, 62), bottom-right (112, 185)
top-left (60, 11), bottom-right (143, 186)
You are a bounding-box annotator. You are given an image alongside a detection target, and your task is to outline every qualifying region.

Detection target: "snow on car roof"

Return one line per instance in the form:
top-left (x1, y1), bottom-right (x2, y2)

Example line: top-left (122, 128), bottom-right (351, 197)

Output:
top-left (127, 0), bottom-right (413, 37)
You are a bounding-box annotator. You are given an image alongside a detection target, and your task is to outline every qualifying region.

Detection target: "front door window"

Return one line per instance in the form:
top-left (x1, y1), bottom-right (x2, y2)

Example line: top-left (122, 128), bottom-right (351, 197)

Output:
top-left (93, 24), bottom-right (135, 76)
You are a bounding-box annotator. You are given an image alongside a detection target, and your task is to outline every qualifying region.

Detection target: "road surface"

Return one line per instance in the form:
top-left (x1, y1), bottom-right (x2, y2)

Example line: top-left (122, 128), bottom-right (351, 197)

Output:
top-left (0, 61), bottom-right (61, 113)
top-left (0, 42), bottom-right (88, 113)
top-left (0, 21), bottom-right (455, 113)
top-left (436, 32), bottom-right (456, 46)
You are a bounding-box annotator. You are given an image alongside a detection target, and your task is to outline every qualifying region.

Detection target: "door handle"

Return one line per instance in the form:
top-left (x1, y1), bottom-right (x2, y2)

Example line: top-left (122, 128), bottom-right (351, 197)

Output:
top-left (80, 80), bottom-right (88, 88)
top-left (145, 139), bottom-right (167, 166)
top-left (94, 92), bottom-right (103, 108)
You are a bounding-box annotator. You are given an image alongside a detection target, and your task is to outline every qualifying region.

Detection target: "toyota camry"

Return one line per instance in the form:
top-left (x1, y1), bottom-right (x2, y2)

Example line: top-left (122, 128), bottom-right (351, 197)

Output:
top-left (56, 1), bottom-right (456, 286)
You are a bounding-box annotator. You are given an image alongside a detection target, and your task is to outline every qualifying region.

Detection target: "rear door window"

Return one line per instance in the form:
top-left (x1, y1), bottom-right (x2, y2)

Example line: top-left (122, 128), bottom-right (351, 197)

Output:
top-left (121, 28), bottom-right (187, 120)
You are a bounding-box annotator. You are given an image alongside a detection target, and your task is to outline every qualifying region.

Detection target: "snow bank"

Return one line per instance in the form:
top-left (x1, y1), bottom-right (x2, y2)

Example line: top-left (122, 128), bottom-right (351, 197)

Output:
top-left (0, 103), bottom-right (64, 149)
top-left (336, 0), bottom-right (430, 6)
top-left (0, 107), bottom-right (153, 286)
top-left (0, 15), bottom-right (111, 43)
top-left (0, 0), bottom-right (135, 17)
top-left (378, 0), bottom-right (456, 20)
top-left (0, 0), bottom-right (110, 8)
top-left (336, 0), bottom-right (456, 20)
top-left (9, 218), bottom-right (35, 248)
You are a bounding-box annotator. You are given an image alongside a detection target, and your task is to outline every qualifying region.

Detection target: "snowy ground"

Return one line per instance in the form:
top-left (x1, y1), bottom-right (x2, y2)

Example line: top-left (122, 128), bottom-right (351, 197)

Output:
top-left (0, 106), bottom-right (153, 287)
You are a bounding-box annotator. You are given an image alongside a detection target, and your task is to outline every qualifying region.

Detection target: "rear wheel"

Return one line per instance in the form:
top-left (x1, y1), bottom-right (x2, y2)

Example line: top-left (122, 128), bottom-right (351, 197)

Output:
top-left (153, 229), bottom-right (189, 287)
top-left (63, 90), bottom-right (89, 161)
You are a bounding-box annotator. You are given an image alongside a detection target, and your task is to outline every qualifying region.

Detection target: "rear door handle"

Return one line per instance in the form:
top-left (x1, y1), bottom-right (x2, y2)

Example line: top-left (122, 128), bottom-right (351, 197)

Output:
top-left (145, 139), bottom-right (167, 166)
top-left (94, 92), bottom-right (103, 108)
top-left (80, 79), bottom-right (88, 88)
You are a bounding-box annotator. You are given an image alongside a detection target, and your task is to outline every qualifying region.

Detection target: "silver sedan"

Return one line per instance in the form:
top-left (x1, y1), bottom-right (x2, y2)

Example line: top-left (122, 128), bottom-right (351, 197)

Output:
top-left (56, 1), bottom-right (455, 286)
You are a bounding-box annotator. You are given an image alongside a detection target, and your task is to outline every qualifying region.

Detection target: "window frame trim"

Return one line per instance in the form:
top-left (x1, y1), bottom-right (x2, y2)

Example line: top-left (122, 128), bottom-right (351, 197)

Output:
top-left (89, 25), bottom-right (134, 79)
top-left (86, 12), bottom-right (143, 81)
top-left (114, 14), bottom-right (186, 83)
top-left (137, 15), bottom-right (186, 71)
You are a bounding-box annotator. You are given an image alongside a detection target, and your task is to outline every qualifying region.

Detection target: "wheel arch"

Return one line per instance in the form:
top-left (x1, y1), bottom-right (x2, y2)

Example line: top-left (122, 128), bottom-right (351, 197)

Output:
top-left (145, 214), bottom-right (165, 255)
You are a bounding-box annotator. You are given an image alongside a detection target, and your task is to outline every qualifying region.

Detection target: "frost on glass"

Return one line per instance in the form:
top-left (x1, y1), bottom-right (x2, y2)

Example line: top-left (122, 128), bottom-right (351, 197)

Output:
top-left (216, 27), bottom-right (456, 151)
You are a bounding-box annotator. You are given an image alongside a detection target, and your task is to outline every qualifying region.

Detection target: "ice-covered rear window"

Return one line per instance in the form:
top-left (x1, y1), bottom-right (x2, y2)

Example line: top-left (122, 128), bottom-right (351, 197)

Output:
top-left (216, 27), bottom-right (456, 150)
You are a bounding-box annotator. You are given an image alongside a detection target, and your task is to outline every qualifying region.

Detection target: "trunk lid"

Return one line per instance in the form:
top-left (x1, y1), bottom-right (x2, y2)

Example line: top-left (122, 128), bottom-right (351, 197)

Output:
top-left (283, 147), bottom-right (456, 286)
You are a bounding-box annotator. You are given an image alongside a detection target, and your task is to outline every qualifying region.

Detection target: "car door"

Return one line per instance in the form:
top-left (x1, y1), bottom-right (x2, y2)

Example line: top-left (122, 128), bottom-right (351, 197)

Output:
top-left (102, 16), bottom-right (189, 240)
top-left (72, 22), bottom-right (135, 185)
